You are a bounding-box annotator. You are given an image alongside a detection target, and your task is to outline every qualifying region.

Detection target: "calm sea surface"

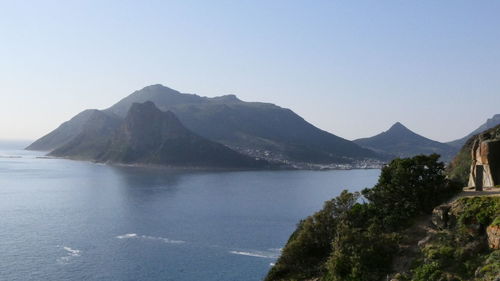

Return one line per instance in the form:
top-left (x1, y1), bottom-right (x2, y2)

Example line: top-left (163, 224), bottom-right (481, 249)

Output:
top-left (0, 141), bottom-right (379, 281)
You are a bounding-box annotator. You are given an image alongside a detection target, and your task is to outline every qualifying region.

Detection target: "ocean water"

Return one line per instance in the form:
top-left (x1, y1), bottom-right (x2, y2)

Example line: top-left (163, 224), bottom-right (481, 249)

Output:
top-left (0, 142), bottom-right (380, 281)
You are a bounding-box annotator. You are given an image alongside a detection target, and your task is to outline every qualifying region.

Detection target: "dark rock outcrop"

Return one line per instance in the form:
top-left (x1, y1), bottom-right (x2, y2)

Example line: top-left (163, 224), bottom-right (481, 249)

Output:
top-left (431, 204), bottom-right (452, 230)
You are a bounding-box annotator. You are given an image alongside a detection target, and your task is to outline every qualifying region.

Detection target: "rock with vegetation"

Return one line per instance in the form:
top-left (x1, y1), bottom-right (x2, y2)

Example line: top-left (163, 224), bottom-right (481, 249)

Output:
top-left (448, 124), bottom-right (500, 187)
top-left (404, 196), bottom-right (500, 281)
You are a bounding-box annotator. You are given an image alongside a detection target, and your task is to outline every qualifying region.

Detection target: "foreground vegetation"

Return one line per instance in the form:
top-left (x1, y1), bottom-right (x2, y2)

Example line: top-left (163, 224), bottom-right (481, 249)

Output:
top-left (266, 154), bottom-right (499, 281)
top-left (401, 196), bottom-right (500, 281)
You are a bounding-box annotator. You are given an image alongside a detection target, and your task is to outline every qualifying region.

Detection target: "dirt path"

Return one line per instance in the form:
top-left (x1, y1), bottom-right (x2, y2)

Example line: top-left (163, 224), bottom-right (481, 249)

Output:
top-left (447, 187), bottom-right (500, 203)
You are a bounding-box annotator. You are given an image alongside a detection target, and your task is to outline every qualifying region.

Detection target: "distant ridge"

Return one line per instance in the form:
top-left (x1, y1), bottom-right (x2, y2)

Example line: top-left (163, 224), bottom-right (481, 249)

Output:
top-left (27, 84), bottom-right (382, 167)
top-left (354, 122), bottom-right (456, 161)
top-left (447, 114), bottom-right (500, 148)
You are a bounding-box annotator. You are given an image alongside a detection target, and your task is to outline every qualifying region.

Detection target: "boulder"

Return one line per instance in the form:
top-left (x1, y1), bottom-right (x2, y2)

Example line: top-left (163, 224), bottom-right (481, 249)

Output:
top-left (486, 224), bottom-right (500, 249)
top-left (431, 204), bottom-right (451, 229)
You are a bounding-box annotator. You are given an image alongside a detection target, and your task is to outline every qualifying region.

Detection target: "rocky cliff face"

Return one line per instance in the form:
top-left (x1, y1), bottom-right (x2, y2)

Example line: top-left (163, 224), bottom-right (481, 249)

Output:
top-left (469, 139), bottom-right (500, 189)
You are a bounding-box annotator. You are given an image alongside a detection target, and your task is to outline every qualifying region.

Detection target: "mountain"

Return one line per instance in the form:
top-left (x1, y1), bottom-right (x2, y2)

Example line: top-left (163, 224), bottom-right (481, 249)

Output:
top-left (28, 84), bottom-right (381, 166)
top-left (354, 122), bottom-right (456, 161)
top-left (50, 102), bottom-right (268, 169)
top-left (447, 114), bottom-right (500, 148)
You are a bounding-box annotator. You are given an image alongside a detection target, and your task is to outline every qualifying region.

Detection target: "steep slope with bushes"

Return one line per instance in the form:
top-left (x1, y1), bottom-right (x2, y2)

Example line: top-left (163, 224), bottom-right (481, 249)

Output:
top-left (266, 154), bottom-right (462, 281)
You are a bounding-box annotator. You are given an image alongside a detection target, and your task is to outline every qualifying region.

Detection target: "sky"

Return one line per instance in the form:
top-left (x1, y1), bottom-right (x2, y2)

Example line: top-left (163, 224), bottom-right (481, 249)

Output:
top-left (0, 0), bottom-right (499, 142)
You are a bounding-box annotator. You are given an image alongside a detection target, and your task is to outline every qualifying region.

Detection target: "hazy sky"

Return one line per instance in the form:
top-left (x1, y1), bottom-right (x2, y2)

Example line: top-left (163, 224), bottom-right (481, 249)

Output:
top-left (1, 0), bottom-right (499, 142)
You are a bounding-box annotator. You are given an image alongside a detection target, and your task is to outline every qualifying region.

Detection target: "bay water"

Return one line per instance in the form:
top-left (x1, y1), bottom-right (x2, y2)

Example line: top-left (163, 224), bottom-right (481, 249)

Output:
top-left (0, 141), bottom-right (379, 281)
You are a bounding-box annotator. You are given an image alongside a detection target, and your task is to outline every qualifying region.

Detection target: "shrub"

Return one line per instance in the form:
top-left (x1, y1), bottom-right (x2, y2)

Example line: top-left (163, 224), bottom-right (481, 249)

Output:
top-left (457, 197), bottom-right (500, 227)
top-left (265, 191), bottom-right (360, 281)
top-left (363, 154), bottom-right (460, 230)
top-left (412, 262), bottom-right (444, 281)
top-left (325, 222), bottom-right (398, 281)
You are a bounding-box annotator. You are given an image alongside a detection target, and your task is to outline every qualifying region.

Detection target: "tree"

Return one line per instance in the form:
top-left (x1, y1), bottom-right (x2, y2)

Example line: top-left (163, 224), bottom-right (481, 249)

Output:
top-left (362, 154), bottom-right (459, 230)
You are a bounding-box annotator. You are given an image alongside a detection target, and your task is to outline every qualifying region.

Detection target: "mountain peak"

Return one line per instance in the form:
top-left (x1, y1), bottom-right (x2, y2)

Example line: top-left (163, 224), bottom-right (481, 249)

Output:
top-left (388, 122), bottom-right (409, 131)
top-left (139, 84), bottom-right (180, 94)
top-left (213, 94), bottom-right (241, 102)
top-left (354, 121), bottom-right (456, 161)
top-left (126, 101), bottom-right (187, 136)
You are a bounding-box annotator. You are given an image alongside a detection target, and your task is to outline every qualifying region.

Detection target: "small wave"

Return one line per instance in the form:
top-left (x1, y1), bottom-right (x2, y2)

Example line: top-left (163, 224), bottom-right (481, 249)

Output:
top-left (63, 246), bottom-right (81, 256)
top-left (116, 233), bottom-right (185, 244)
top-left (116, 233), bottom-right (138, 239)
top-left (229, 248), bottom-right (281, 259)
top-left (57, 246), bottom-right (81, 265)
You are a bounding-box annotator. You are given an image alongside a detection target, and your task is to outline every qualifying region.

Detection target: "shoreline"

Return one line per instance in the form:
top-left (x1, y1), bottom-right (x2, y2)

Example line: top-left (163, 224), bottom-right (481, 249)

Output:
top-left (26, 149), bottom-right (383, 172)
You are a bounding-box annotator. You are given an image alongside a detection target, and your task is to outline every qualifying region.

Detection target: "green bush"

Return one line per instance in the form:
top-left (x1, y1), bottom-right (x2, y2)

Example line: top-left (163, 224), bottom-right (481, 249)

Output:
top-left (491, 216), bottom-right (500, 226)
top-left (265, 191), bottom-right (360, 281)
top-left (475, 251), bottom-right (500, 281)
top-left (457, 197), bottom-right (500, 227)
top-left (363, 154), bottom-right (460, 230)
top-left (325, 223), bottom-right (398, 281)
top-left (447, 148), bottom-right (471, 187)
top-left (412, 262), bottom-right (444, 281)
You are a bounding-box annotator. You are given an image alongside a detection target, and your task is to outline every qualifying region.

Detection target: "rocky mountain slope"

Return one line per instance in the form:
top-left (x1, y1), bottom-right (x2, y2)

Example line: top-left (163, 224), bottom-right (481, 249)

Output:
top-left (50, 102), bottom-right (268, 169)
top-left (354, 122), bottom-right (456, 161)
